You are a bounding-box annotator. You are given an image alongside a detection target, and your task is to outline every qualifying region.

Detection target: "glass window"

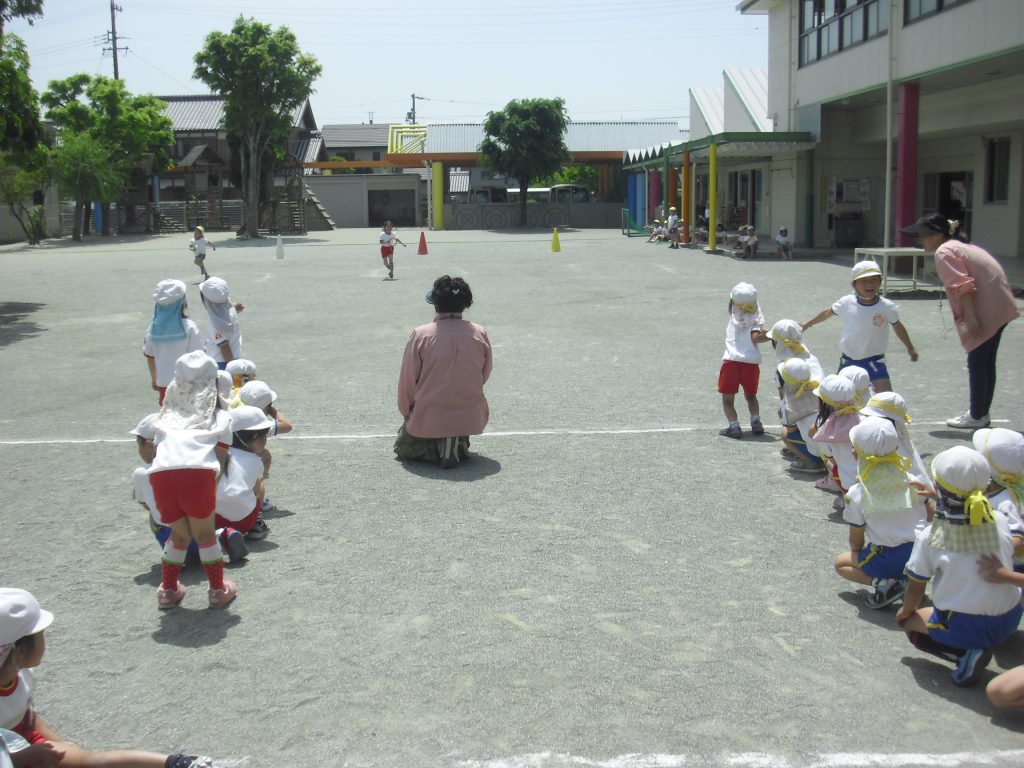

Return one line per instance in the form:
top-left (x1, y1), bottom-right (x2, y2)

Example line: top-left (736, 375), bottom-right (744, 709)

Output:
top-left (985, 138), bottom-right (1010, 203)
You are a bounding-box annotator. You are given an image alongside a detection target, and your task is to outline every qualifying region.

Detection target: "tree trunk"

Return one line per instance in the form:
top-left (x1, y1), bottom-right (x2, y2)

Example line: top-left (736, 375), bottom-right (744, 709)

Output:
top-left (244, 141), bottom-right (261, 239)
top-left (72, 200), bottom-right (84, 241)
top-left (101, 201), bottom-right (112, 236)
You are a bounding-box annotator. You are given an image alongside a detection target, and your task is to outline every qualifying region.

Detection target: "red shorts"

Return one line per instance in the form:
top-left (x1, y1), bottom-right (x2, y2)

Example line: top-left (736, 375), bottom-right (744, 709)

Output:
top-left (718, 360), bottom-right (760, 395)
top-left (216, 503), bottom-right (260, 534)
top-left (149, 468), bottom-right (217, 524)
top-left (380, 245), bottom-right (394, 258)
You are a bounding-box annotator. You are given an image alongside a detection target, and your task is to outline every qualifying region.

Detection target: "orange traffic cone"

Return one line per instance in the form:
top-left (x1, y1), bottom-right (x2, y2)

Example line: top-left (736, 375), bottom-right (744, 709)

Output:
top-left (417, 231), bottom-right (429, 255)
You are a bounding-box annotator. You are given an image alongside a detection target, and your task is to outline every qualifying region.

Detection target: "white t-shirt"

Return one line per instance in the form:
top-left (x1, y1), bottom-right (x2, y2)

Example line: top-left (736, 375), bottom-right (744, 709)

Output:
top-left (206, 311), bottom-right (242, 363)
top-left (0, 669), bottom-right (34, 730)
top-left (722, 308), bottom-right (765, 364)
top-left (991, 488), bottom-right (1024, 566)
top-left (150, 409), bottom-right (231, 474)
top-left (190, 236), bottom-right (211, 256)
top-left (133, 465), bottom-right (160, 525)
top-left (215, 447), bottom-right (264, 522)
top-left (906, 514), bottom-right (1021, 615)
top-left (143, 319), bottom-right (204, 387)
top-left (667, 214), bottom-right (678, 228)
top-left (775, 234), bottom-right (791, 245)
top-left (843, 481), bottom-right (927, 547)
top-left (379, 231), bottom-right (397, 247)
top-left (831, 294), bottom-right (900, 359)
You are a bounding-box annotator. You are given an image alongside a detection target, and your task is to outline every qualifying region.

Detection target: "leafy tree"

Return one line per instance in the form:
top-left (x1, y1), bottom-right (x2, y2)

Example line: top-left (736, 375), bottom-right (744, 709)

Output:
top-left (49, 132), bottom-right (122, 240)
top-left (479, 97), bottom-right (570, 226)
top-left (537, 165), bottom-right (600, 194)
top-left (0, 147), bottom-right (47, 243)
top-left (0, 34), bottom-right (43, 152)
top-left (41, 75), bottom-right (172, 235)
top-left (0, 0), bottom-right (44, 35)
top-left (194, 16), bottom-right (322, 239)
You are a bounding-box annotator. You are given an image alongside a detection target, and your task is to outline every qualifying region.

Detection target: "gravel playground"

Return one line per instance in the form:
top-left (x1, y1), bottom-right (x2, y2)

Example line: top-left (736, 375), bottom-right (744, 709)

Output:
top-left (1, 228), bottom-right (1023, 768)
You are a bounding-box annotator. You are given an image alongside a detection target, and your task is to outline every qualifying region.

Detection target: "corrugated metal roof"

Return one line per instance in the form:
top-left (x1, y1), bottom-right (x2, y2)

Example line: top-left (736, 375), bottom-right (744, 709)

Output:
top-left (690, 86), bottom-right (725, 136)
top-left (288, 136), bottom-right (326, 167)
top-left (724, 68), bottom-right (770, 132)
top-left (158, 95), bottom-right (313, 132)
top-left (424, 121), bottom-right (684, 154)
top-left (449, 169), bottom-right (470, 192)
top-left (321, 123), bottom-right (391, 148)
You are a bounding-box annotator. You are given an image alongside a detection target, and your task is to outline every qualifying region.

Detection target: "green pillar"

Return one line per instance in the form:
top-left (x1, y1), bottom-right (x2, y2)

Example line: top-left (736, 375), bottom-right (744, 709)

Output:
top-left (662, 154), bottom-right (670, 220)
top-left (432, 161), bottom-right (444, 230)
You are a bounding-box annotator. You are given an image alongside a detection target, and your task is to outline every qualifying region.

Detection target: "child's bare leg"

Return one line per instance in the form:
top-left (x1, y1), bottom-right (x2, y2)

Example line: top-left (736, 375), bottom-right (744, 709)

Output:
top-left (43, 740), bottom-right (168, 767)
top-left (722, 393), bottom-right (738, 423)
top-left (987, 667), bottom-right (1024, 709)
top-left (900, 607), bottom-right (933, 636)
top-left (872, 377), bottom-right (892, 393)
top-left (186, 514), bottom-right (217, 548)
top-left (744, 393), bottom-right (760, 420)
top-left (834, 551), bottom-right (873, 585)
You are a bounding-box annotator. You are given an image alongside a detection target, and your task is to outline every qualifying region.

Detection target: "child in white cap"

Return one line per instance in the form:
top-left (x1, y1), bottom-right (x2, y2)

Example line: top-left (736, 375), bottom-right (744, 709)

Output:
top-left (973, 428), bottom-right (1024, 570)
top-left (777, 357), bottom-right (821, 468)
top-left (838, 364), bottom-right (871, 409)
top-left (143, 279), bottom-right (203, 405)
top-left (741, 226), bottom-right (758, 260)
top-left (188, 225), bottom-right (214, 280)
top-left (213, 405), bottom-right (276, 551)
top-left (801, 260), bottom-right (919, 392)
top-left (199, 277), bottom-right (244, 369)
top-left (717, 283), bottom-right (769, 438)
top-left (239, 380), bottom-right (292, 525)
top-left (768, 320), bottom-right (825, 471)
top-left (834, 417), bottom-right (926, 609)
top-left (224, 358), bottom-right (257, 396)
top-left (810, 374), bottom-right (861, 493)
top-left (0, 588), bottom-right (219, 767)
top-left (897, 446), bottom-right (1024, 687)
top-left (775, 226), bottom-right (792, 260)
top-left (859, 391), bottom-right (930, 487)
top-left (148, 351), bottom-right (237, 609)
top-left (666, 206), bottom-right (679, 248)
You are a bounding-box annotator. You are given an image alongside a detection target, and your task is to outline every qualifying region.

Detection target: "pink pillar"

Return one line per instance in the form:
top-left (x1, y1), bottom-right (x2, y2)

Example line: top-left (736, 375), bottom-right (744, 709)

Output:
top-left (896, 83), bottom-right (919, 247)
top-left (648, 171), bottom-right (661, 220)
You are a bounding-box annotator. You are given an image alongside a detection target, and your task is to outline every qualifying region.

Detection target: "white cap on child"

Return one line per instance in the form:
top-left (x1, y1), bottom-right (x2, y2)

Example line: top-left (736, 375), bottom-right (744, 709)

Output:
top-left (225, 359), bottom-right (256, 378)
top-left (199, 276), bottom-right (230, 303)
top-left (174, 350), bottom-right (217, 384)
top-left (766, 319), bottom-right (803, 342)
top-left (973, 428), bottom-right (1024, 478)
top-left (153, 279), bottom-right (186, 306)
top-left (730, 282), bottom-right (757, 305)
top-left (129, 413), bottom-right (160, 440)
top-left (849, 416), bottom-right (898, 456)
top-left (780, 357), bottom-right (812, 380)
top-left (932, 445), bottom-right (991, 497)
top-left (0, 588), bottom-right (54, 648)
top-left (813, 374), bottom-right (855, 403)
top-left (239, 380), bottom-right (276, 410)
top-left (229, 405), bottom-right (275, 433)
top-left (860, 391), bottom-right (909, 423)
top-left (851, 260), bottom-right (882, 281)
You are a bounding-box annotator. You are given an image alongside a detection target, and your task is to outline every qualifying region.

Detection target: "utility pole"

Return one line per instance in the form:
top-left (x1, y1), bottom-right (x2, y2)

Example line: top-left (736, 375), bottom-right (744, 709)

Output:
top-left (406, 93), bottom-right (426, 124)
top-left (103, 1), bottom-right (127, 80)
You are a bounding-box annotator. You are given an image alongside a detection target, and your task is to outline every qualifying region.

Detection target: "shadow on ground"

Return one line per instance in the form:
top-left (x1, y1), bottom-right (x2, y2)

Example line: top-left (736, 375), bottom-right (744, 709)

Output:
top-left (0, 302), bottom-right (46, 348)
top-left (398, 454), bottom-right (501, 482)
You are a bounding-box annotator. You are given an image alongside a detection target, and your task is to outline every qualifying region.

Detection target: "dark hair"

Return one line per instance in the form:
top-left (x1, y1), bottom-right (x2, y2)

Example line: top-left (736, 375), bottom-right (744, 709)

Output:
top-left (233, 428), bottom-right (270, 450)
top-left (914, 212), bottom-right (968, 242)
top-left (815, 398), bottom-right (835, 429)
top-left (431, 275), bottom-right (473, 314)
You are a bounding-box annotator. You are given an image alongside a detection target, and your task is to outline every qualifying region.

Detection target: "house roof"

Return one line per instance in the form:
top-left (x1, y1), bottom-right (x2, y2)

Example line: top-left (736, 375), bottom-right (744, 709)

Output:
top-left (158, 95), bottom-right (315, 132)
top-left (321, 123), bottom-right (390, 148)
top-left (724, 67), bottom-right (771, 132)
top-left (690, 86), bottom-right (725, 137)
top-left (422, 121), bottom-right (685, 154)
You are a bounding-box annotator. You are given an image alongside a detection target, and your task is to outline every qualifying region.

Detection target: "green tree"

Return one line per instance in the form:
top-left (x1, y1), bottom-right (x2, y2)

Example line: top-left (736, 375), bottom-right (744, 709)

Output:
top-left (49, 132), bottom-right (122, 241)
top-left (41, 75), bottom-right (172, 235)
top-left (0, 147), bottom-right (47, 243)
top-left (0, 34), bottom-right (43, 152)
top-left (479, 97), bottom-right (570, 226)
top-left (194, 16), bottom-right (322, 239)
top-left (0, 0), bottom-right (44, 35)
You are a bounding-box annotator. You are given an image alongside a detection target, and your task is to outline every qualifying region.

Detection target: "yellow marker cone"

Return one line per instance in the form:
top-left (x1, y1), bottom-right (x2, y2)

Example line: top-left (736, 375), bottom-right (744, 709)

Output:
top-left (550, 227), bottom-right (561, 253)
top-left (275, 235), bottom-right (285, 260)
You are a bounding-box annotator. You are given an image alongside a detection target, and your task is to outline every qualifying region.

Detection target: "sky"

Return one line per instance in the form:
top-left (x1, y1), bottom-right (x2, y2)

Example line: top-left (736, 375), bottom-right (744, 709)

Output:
top-left (9, 0), bottom-right (769, 128)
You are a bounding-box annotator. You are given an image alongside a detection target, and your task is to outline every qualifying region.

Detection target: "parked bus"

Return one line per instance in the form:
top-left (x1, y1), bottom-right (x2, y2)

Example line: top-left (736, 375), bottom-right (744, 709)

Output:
top-left (506, 185), bottom-right (591, 204)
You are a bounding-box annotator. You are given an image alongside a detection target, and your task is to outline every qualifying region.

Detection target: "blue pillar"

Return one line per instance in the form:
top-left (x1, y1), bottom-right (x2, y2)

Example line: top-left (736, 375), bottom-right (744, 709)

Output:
top-left (93, 203), bottom-right (102, 232)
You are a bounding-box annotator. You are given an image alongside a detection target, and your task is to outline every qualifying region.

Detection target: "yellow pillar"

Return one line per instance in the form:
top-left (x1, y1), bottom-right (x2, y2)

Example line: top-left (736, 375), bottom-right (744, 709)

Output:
top-left (708, 144), bottom-right (718, 250)
top-left (431, 161), bottom-right (444, 230)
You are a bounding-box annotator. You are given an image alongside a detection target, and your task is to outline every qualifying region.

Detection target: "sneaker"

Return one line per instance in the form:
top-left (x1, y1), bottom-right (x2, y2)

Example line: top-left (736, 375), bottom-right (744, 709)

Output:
top-left (951, 647), bottom-right (993, 687)
top-left (815, 475), bottom-right (843, 493)
top-left (866, 578), bottom-right (906, 609)
top-left (750, 418), bottom-right (765, 436)
top-left (219, 528), bottom-right (249, 562)
top-left (244, 517), bottom-right (270, 541)
top-left (208, 579), bottom-right (237, 609)
top-left (157, 582), bottom-right (186, 610)
top-left (790, 459), bottom-right (827, 474)
top-left (261, 498), bottom-right (280, 515)
top-left (437, 436), bottom-right (459, 469)
top-left (388, 268), bottom-right (394, 279)
top-left (945, 411), bottom-right (990, 429)
top-left (166, 755), bottom-right (220, 768)
top-left (719, 424), bottom-right (742, 439)
top-left (832, 495), bottom-right (846, 513)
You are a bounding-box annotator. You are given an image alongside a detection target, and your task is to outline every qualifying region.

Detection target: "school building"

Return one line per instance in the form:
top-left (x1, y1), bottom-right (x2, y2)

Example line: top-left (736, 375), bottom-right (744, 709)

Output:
top-left (624, 0), bottom-right (1024, 262)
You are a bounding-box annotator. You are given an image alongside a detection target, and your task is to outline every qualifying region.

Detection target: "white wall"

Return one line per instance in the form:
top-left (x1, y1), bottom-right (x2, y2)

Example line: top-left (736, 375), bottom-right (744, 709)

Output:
top-left (306, 175), bottom-right (418, 228)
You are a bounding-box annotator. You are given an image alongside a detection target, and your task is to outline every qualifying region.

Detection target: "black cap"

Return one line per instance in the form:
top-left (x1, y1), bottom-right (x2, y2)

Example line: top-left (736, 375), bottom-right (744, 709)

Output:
top-left (899, 213), bottom-right (950, 236)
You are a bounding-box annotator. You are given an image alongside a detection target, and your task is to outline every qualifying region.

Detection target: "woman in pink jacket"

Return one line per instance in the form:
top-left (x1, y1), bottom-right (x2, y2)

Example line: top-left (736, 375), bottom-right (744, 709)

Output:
top-left (395, 275), bottom-right (493, 468)
top-left (901, 214), bottom-right (1019, 429)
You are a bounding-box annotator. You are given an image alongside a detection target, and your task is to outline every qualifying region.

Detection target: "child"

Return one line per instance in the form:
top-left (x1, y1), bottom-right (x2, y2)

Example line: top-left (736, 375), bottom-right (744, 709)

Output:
top-left (148, 351), bottom-right (237, 610)
top-left (239, 380), bottom-right (293, 533)
top-left (0, 588), bottom-right (219, 767)
top-left (976, 556), bottom-right (1024, 708)
top-left (741, 226), bottom-right (759, 260)
top-left (214, 405), bottom-right (275, 549)
top-left (777, 357), bottom-right (821, 469)
top-left (187, 226), bottom-right (214, 280)
top-left (666, 207), bottom-right (679, 249)
top-left (199, 277), bottom-right (244, 369)
top-left (897, 446), bottom-right (1024, 687)
top-left (143, 280), bottom-right (203, 405)
top-left (838, 364), bottom-right (871, 409)
top-left (718, 282), bottom-right (768, 438)
top-left (973, 428), bottom-right (1024, 571)
top-left (833, 417), bottom-right (926, 609)
top-left (767, 319), bottom-right (826, 471)
top-left (775, 226), bottom-right (792, 259)
top-left (224, 358), bottom-right (257, 394)
top-left (801, 260), bottom-right (919, 392)
top-left (646, 220), bottom-right (666, 243)
top-left (379, 220), bottom-right (406, 280)
top-left (810, 374), bottom-right (861, 493)
top-left (859, 391), bottom-right (930, 487)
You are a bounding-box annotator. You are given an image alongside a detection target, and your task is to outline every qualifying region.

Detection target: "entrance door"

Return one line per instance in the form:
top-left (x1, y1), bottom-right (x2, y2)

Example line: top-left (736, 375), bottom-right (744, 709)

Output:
top-left (368, 189), bottom-right (416, 227)
top-left (923, 171), bottom-right (972, 237)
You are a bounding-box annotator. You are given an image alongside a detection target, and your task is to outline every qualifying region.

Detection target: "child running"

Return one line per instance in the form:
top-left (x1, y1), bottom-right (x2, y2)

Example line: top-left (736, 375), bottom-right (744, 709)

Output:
top-left (717, 282), bottom-right (768, 438)
top-left (801, 260), bottom-right (918, 392)
top-left (188, 226), bottom-right (215, 280)
top-left (0, 588), bottom-right (219, 767)
top-left (379, 220), bottom-right (406, 280)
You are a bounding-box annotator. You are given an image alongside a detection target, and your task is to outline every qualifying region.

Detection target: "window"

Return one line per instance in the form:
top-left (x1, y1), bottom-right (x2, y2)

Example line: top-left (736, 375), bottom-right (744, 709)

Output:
top-left (799, 0), bottom-right (887, 66)
top-left (985, 138), bottom-right (1010, 203)
top-left (372, 151), bottom-right (381, 161)
top-left (905, 0), bottom-right (973, 24)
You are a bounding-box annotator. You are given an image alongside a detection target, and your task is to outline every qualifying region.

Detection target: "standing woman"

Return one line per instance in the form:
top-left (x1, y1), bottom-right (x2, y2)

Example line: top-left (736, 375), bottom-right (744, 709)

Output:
top-left (395, 275), bottom-right (493, 468)
top-left (900, 213), bottom-right (1019, 429)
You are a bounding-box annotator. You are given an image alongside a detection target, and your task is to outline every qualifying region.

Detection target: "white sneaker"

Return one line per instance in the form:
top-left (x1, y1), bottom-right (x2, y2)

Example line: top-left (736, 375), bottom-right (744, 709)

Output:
top-left (945, 411), bottom-right (990, 429)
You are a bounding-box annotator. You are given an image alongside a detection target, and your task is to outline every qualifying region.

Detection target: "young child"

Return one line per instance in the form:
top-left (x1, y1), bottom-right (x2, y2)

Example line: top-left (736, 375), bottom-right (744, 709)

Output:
top-left (833, 417), bottom-right (926, 609)
top-left (775, 226), bottom-right (793, 259)
top-left (0, 588), bottom-right (219, 767)
top-left (188, 226), bottom-right (214, 280)
top-left (199, 277), bottom-right (244, 369)
top-left (224, 358), bottom-right (257, 395)
top-left (379, 220), bottom-right (406, 280)
top-left (976, 556), bottom-right (1024, 708)
top-left (239, 380), bottom-right (293, 533)
top-left (777, 357), bottom-right (821, 469)
top-left (768, 319), bottom-right (826, 471)
top-left (143, 280), bottom-right (203, 405)
top-left (741, 226), bottom-right (759, 260)
top-left (973, 427), bottom-right (1024, 571)
top-left (897, 446), bottom-right (1024, 687)
top-left (666, 207), bottom-right (679, 248)
top-left (801, 260), bottom-right (919, 392)
top-left (859, 391), bottom-right (930, 487)
top-left (148, 351), bottom-right (236, 610)
top-left (718, 283), bottom-right (768, 438)
top-left (646, 220), bottom-right (666, 243)
top-left (838, 364), bottom-right (871, 409)
top-left (810, 374), bottom-right (861, 494)
top-left (214, 405), bottom-right (275, 550)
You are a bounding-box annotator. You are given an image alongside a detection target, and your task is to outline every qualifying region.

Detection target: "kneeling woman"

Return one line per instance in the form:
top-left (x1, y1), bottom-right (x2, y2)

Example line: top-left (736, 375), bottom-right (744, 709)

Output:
top-left (395, 275), bottom-right (493, 468)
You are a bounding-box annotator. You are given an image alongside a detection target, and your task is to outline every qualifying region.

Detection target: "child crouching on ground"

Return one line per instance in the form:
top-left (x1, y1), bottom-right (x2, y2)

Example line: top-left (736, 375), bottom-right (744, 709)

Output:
top-left (239, 380), bottom-right (292, 525)
top-left (768, 319), bottom-right (825, 472)
top-left (0, 588), bottom-right (219, 768)
top-left (777, 358), bottom-right (820, 468)
top-left (810, 374), bottom-right (861, 495)
top-left (213, 406), bottom-right (276, 557)
top-left (897, 446), bottom-right (1024, 687)
top-left (834, 417), bottom-right (926, 609)
top-left (717, 282), bottom-right (768, 438)
top-left (973, 428), bottom-right (1024, 571)
top-left (859, 391), bottom-right (930, 487)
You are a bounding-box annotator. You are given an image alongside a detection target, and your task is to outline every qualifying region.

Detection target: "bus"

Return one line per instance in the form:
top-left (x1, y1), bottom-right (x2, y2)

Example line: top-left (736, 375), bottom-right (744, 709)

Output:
top-left (506, 184), bottom-right (591, 204)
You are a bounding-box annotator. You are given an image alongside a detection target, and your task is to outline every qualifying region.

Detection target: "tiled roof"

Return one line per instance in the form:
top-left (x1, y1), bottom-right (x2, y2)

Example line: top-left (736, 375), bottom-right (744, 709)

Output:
top-left (423, 121), bottom-right (684, 154)
top-left (321, 123), bottom-right (391, 148)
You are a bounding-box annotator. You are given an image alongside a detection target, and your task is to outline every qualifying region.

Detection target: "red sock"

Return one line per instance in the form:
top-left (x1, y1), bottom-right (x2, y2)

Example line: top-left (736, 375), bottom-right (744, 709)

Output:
top-left (203, 560), bottom-right (225, 591)
top-left (161, 562), bottom-right (183, 591)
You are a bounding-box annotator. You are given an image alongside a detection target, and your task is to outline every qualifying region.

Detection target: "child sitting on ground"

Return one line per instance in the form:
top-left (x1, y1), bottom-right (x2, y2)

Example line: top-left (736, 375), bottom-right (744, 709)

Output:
top-left (0, 588), bottom-right (219, 767)
top-left (834, 417), bottom-right (926, 609)
top-left (859, 391), bottom-right (930, 487)
top-left (224, 358), bottom-right (257, 402)
top-left (768, 320), bottom-right (825, 472)
top-left (838, 364), bottom-right (871, 409)
top-left (897, 446), bottom-right (1024, 687)
top-left (777, 358), bottom-right (820, 469)
top-left (775, 226), bottom-right (792, 259)
top-left (717, 283), bottom-right (768, 439)
top-left (239, 380), bottom-right (293, 529)
top-left (973, 428), bottom-right (1024, 571)
top-left (741, 226), bottom-right (759, 260)
top-left (810, 374), bottom-right (861, 495)
top-left (801, 260), bottom-right (918, 392)
top-left (214, 405), bottom-right (276, 556)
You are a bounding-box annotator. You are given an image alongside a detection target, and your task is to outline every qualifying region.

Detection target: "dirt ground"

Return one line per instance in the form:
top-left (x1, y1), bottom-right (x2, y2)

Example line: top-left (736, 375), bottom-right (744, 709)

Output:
top-left (1, 228), bottom-right (1023, 768)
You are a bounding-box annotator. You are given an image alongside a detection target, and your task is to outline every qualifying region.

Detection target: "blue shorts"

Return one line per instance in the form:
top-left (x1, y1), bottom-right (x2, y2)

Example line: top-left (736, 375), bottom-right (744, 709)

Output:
top-left (857, 541), bottom-right (914, 580)
top-left (839, 354), bottom-right (888, 382)
top-left (927, 603), bottom-right (1023, 650)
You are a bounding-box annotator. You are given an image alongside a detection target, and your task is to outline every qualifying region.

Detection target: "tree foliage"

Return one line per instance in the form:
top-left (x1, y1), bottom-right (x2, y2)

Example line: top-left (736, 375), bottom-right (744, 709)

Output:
top-left (0, 0), bottom-right (44, 35)
top-left (0, 147), bottom-right (47, 243)
top-left (49, 132), bottom-right (122, 240)
top-left (479, 97), bottom-right (571, 226)
top-left (194, 16), bottom-right (321, 238)
top-left (0, 34), bottom-right (43, 153)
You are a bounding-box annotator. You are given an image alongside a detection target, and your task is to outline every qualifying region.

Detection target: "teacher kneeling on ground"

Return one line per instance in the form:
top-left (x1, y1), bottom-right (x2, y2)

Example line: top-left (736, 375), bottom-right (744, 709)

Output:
top-left (900, 213), bottom-right (1019, 429)
top-left (395, 275), bottom-right (493, 468)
